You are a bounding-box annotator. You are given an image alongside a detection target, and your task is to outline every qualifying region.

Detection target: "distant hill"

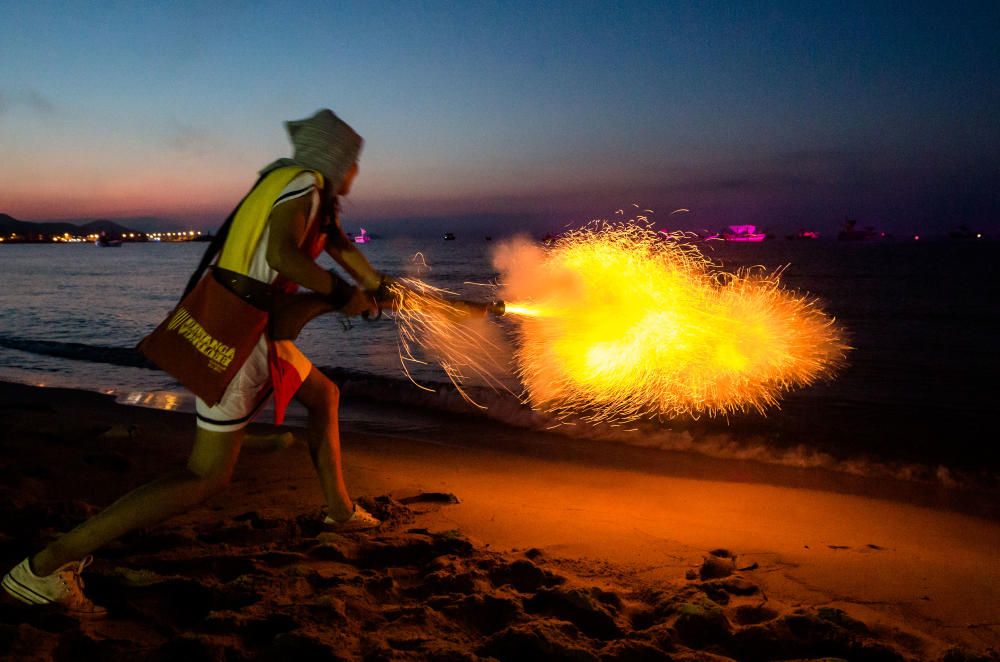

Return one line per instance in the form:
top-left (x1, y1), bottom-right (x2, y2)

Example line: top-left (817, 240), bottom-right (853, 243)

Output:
top-left (78, 219), bottom-right (136, 235)
top-left (96, 216), bottom-right (185, 233)
top-left (0, 213), bottom-right (136, 237)
top-left (1, 213), bottom-right (77, 236)
top-left (33, 215), bottom-right (186, 233)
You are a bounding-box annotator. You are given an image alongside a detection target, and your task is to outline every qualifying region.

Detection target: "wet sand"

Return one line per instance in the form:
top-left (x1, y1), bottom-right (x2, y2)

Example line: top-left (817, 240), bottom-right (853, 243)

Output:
top-left (0, 380), bottom-right (997, 660)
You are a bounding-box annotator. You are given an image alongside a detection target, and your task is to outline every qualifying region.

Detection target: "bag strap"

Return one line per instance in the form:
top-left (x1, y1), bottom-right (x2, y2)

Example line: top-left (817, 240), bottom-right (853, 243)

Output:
top-left (181, 174), bottom-right (266, 299)
top-left (211, 265), bottom-right (277, 311)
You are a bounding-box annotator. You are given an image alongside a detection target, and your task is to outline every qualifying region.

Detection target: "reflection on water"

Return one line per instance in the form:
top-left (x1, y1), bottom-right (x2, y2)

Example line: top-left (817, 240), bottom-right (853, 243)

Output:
top-left (116, 387), bottom-right (311, 430)
top-left (119, 390), bottom-right (192, 412)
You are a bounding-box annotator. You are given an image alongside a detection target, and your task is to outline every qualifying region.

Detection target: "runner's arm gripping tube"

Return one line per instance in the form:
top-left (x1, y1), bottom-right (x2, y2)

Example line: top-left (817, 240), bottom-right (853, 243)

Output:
top-left (269, 288), bottom-right (507, 342)
top-left (268, 272), bottom-right (355, 341)
top-left (326, 270), bottom-right (357, 309)
top-left (370, 273), bottom-right (404, 310)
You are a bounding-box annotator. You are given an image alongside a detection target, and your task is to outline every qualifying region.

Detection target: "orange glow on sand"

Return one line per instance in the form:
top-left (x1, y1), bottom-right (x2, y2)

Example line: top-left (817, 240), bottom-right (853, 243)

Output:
top-left (393, 222), bottom-right (849, 423)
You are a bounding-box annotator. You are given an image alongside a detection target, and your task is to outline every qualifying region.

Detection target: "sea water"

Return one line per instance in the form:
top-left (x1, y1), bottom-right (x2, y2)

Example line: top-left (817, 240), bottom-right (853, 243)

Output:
top-left (1, 237), bottom-right (998, 485)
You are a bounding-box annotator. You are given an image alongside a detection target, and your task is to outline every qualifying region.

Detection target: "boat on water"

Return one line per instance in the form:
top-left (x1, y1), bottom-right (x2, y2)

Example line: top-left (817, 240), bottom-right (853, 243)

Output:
top-left (949, 225), bottom-right (986, 241)
top-left (717, 224), bottom-right (767, 242)
top-left (443, 232), bottom-right (456, 241)
top-left (786, 228), bottom-right (820, 240)
top-left (95, 233), bottom-right (122, 247)
top-left (353, 228), bottom-right (371, 244)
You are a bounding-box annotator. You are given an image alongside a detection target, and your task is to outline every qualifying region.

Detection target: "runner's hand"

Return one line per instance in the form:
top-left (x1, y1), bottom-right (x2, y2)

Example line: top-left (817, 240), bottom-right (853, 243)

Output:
top-left (369, 273), bottom-right (400, 304)
top-left (340, 287), bottom-right (379, 318)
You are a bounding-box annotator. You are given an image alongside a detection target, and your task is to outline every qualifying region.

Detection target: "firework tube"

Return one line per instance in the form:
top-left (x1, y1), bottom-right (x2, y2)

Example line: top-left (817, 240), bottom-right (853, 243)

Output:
top-left (269, 287), bottom-right (507, 341)
top-left (446, 299), bottom-right (507, 317)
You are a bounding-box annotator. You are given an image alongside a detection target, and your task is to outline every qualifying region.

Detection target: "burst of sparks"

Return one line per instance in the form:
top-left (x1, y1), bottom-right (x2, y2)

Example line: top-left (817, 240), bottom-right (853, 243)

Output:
top-left (391, 221), bottom-right (850, 424)
top-left (391, 278), bottom-right (517, 408)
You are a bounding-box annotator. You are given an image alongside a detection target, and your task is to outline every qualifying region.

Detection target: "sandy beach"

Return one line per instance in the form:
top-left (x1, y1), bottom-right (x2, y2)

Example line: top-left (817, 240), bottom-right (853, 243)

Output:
top-left (1, 379), bottom-right (997, 661)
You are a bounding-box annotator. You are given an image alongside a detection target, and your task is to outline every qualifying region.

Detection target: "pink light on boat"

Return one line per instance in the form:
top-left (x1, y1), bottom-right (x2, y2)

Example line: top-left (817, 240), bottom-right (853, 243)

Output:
top-left (723, 224), bottom-right (767, 242)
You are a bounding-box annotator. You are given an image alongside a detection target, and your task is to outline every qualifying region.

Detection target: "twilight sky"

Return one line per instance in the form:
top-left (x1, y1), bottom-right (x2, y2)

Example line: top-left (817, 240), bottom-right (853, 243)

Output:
top-left (1, 1), bottom-right (997, 236)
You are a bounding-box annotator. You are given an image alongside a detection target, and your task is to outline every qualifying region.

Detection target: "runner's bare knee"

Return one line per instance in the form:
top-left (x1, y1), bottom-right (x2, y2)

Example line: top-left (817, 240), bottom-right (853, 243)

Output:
top-left (301, 373), bottom-right (339, 414)
top-left (187, 428), bottom-right (241, 494)
top-left (185, 463), bottom-right (233, 495)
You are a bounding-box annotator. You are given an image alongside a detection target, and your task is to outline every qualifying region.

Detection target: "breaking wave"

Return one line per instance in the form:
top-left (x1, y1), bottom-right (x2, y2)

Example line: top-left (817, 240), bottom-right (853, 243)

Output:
top-left (1, 335), bottom-right (996, 500)
top-left (0, 335), bottom-right (152, 368)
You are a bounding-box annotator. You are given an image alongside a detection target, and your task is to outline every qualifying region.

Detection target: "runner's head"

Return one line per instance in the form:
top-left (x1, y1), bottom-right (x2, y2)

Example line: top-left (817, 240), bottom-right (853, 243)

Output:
top-left (338, 161), bottom-right (359, 196)
top-left (283, 109), bottom-right (363, 195)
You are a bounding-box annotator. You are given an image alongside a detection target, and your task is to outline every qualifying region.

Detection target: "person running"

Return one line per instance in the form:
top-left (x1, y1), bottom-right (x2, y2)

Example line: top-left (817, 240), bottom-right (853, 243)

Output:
top-left (2, 109), bottom-right (389, 617)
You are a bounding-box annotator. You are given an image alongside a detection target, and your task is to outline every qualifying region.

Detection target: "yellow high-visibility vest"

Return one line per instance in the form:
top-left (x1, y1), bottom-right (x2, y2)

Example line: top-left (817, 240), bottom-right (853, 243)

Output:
top-left (217, 166), bottom-right (324, 276)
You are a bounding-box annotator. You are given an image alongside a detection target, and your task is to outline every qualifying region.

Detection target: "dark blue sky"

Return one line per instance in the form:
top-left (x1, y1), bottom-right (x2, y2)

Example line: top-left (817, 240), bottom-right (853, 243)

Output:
top-left (1, 1), bottom-right (997, 235)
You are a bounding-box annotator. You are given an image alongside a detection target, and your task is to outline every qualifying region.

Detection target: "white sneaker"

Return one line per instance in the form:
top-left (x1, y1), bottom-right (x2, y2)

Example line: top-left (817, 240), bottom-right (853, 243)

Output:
top-left (2, 556), bottom-right (107, 618)
top-left (323, 504), bottom-right (381, 532)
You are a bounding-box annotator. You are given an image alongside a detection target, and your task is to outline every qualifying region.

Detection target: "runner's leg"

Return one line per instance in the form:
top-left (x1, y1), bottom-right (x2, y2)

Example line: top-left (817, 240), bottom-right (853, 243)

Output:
top-left (30, 427), bottom-right (244, 576)
top-left (295, 367), bottom-right (353, 521)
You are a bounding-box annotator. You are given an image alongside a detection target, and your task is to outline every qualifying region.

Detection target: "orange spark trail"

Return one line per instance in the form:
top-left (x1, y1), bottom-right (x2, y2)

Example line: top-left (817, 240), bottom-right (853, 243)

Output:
top-left (391, 278), bottom-right (518, 408)
top-left (392, 222), bottom-right (850, 423)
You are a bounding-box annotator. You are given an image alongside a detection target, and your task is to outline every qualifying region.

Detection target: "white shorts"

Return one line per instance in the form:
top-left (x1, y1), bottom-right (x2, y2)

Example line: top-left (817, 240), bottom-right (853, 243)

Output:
top-left (195, 335), bottom-right (304, 432)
